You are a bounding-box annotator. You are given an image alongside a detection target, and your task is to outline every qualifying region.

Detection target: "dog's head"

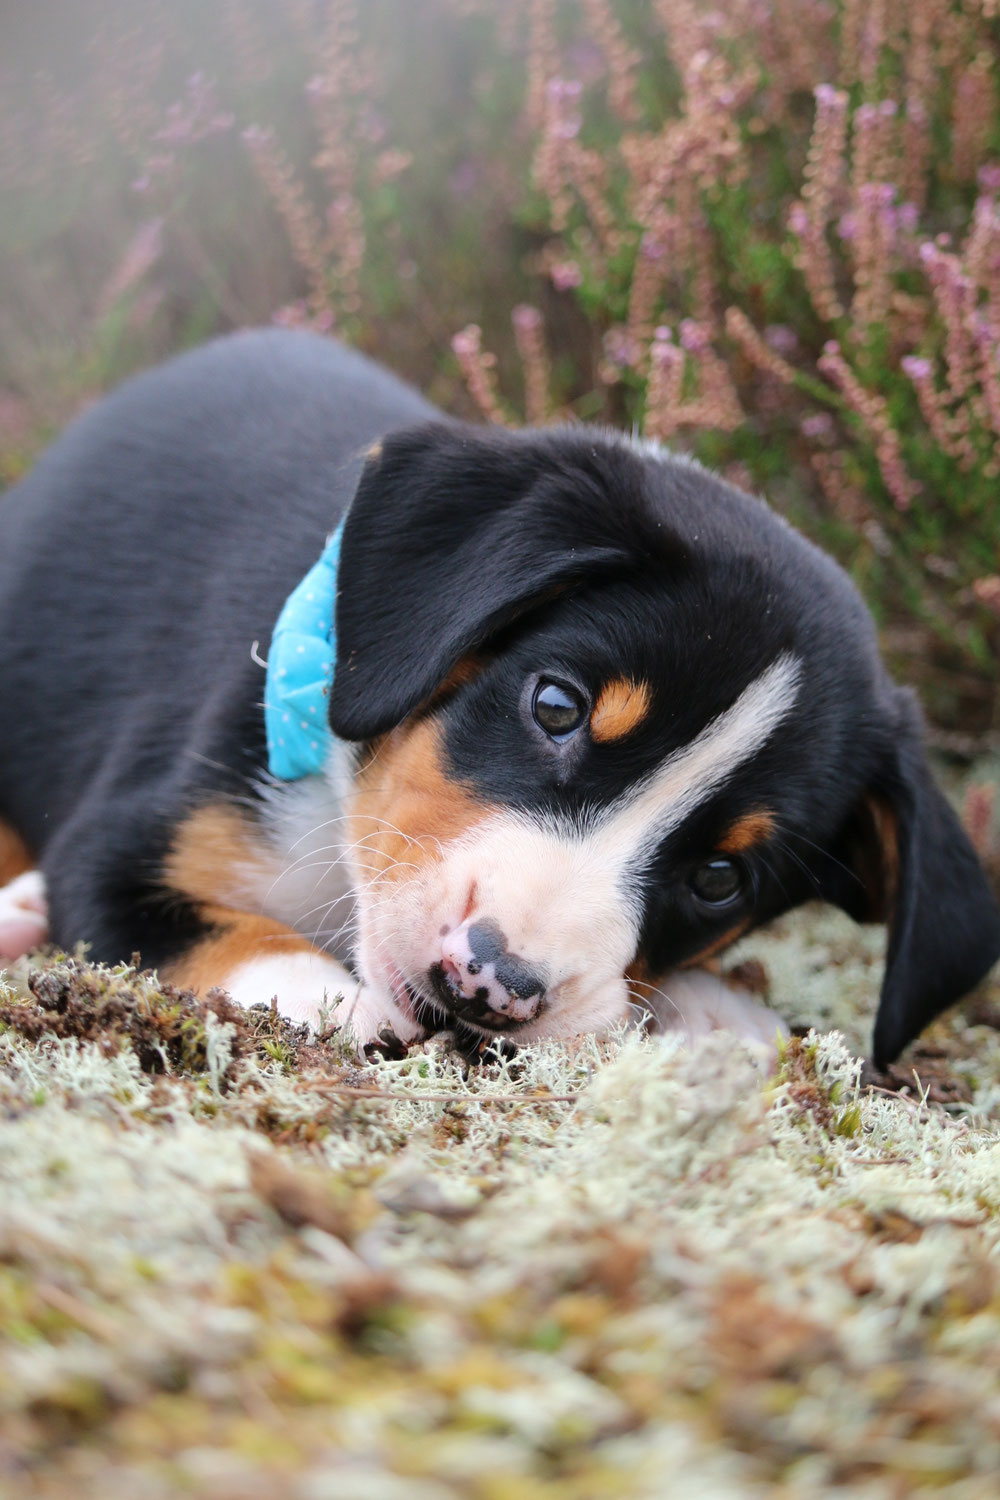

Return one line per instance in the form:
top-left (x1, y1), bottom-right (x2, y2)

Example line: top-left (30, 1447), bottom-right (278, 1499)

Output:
top-left (331, 422), bottom-right (1000, 1067)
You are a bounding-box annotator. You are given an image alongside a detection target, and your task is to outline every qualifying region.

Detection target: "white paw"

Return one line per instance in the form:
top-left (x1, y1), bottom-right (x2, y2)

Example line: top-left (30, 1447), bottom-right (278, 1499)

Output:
top-left (222, 949), bottom-right (422, 1047)
top-left (0, 870), bottom-right (49, 961)
top-left (640, 968), bottom-right (787, 1062)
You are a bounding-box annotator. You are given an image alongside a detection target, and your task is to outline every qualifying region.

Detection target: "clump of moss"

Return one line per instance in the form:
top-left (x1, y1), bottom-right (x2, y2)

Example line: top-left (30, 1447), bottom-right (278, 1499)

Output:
top-left (773, 1033), bottom-right (865, 1137)
top-left (0, 958), bottom-right (251, 1081)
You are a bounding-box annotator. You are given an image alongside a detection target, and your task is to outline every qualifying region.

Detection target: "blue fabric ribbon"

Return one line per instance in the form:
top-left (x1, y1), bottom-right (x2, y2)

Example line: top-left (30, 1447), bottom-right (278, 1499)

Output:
top-left (264, 521), bottom-right (344, 780)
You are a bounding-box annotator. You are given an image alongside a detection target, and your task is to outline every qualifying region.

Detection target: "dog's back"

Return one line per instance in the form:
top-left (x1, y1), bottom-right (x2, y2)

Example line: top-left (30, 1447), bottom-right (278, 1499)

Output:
top-left (0, 329), bottom-right (436, 855)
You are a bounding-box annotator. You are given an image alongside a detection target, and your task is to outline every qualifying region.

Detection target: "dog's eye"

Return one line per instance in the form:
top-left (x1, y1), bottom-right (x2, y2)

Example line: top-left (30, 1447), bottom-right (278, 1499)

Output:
top-left (532, 679), bottom-right (587, 740)
top-left (689, 858), bottom-right (745, 907)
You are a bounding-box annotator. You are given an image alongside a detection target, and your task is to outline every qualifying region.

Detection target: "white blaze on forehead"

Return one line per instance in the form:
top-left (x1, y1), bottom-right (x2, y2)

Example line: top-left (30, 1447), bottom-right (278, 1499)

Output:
top-left (588, 651), bottom-right (802, 872)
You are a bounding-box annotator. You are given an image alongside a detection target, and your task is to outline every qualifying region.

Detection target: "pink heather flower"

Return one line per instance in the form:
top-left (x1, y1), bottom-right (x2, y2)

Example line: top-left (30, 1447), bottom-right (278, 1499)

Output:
top-left (554, 113), bottom-right (583, 141)
top-left (879, 99), bottom-right (898, 118)
top-left (273, 301), bottom-right (308, 328)
top-left (765, 325), bottom-right (798, 355)
top-left (546, 76), bottom-right (583, 137)
top-left (96, 217), bottom-right (164, 314)
top-left (837, 212), bottom-right (857, 241)
top-left (546, 77), bottom-right (583, 101)
top-left (901, 355), bottom-right (933, 380)
top-left (973, 577), bottom-right (1000, 615)
top-left (565, 38), bottom-right (605, 87)
top-left (800, 412), bottom-right (836, 441)
top-left (858, 182), bottom-right (896, 208)
top-left (649, 335), bottom-right (682, 369)
top-left (788, 202), bottom-right (809, 236)
top-left (679, 320), bottom-right (709, 353)
top-left (156, 74), bottom-right (232, 146)
top-left (327, 193), bottom-right (357, 229)
top-left (603, 325), bottom-right (639, 368)
top-left (653, 326), bottom-right (672, 340)
top-left (512, 303), bottom-right (543, 334)
top-left (898, 202), bottom-right (919, 235)
top-left (814, 83), bottom-right (839, 106)
top-left (550, 260), bottom-right (582, 291)
top-left (979, 164), bottom-right (1000, 192)
top-left (451, 326), bottom-right (481, 358)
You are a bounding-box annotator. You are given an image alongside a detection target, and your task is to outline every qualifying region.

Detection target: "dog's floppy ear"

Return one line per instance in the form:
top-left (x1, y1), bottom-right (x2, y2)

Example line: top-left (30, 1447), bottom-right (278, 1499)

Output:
top-left (822, 690), bottom-right (1000, 1069)
top-left (330, 422), bottom-right (641, 740)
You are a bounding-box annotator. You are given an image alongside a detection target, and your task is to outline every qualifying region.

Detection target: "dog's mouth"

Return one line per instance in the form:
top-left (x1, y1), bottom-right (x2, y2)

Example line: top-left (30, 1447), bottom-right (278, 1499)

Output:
top-left (423, 962), bottom-right (545, 1034)
top-left (378, 951), bottom-right (546, 1042)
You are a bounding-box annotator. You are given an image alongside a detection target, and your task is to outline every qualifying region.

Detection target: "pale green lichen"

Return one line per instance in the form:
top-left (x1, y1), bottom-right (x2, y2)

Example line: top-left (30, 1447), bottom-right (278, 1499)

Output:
top-left (1, 907), bottom-right (999, 1498)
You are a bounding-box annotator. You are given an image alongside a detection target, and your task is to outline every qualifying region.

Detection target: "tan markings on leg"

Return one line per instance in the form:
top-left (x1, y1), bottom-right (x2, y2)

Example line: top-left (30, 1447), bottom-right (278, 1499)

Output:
top-left (716, 809), bottom-right (775, 854)
top-left (161, 804), bottom-right (316, 992)
top-left (590, 679), bottom-right (651, 743)
top-left (349, 718), bottom-right (492, 881)
top-left (678, 919), bottom-right (751, 968)
top-left (162, 905), bottom-right (315, 995)
top-left (0, 821), bottom-right (34, 886)
top-left (164, 803), bottom-right (273, 909)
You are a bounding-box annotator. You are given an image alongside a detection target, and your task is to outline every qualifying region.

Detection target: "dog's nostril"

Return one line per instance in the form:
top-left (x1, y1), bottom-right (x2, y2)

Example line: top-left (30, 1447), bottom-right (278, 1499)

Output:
top-left (440, 955), bottom-right (462, 987)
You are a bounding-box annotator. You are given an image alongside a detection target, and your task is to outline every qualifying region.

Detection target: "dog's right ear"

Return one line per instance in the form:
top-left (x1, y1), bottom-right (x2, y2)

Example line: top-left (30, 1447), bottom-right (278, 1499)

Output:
top-left (330, 422), bottom-right (655, 741)
top-left (819, 689), bottom-right (1000, 1069)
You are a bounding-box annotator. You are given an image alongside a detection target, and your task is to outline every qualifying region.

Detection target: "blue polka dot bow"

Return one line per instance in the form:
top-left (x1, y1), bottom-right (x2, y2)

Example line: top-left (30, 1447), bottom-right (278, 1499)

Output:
top-left (264, 521), bottom-right (344, 780)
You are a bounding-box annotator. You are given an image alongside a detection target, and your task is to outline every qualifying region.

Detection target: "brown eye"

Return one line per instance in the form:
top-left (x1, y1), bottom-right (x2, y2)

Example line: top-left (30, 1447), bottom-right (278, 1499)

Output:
top-left (689, 858), bottom-right (745, 907)
top-left (532, 679), bottom-right (587, 740)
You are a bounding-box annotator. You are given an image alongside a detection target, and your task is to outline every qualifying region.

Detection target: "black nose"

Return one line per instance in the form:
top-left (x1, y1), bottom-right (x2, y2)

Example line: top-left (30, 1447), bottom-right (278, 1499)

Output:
top-left (433, 916), bottom-right (548, 1027)
top-left (430, 950), bottom-right (546, 1028)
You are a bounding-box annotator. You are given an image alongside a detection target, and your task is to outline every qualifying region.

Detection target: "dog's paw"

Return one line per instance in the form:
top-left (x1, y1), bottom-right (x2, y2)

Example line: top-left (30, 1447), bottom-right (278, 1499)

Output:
top-left (0, 870), bottom-right (49, 961)
top-left (222, 949), bottom-right (423, 1049)
top-left (639, 967), bottom-right (788, 1063)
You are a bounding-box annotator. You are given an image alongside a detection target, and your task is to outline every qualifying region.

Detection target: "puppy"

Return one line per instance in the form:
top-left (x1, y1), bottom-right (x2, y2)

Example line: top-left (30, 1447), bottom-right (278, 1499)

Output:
top-left (0, 329), bottom-right (996, 1069)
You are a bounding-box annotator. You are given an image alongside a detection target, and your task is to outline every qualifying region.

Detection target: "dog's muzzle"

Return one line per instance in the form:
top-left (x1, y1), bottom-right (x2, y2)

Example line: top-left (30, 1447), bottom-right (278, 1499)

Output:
top-left (430, 916), bottom-right (547, 1028)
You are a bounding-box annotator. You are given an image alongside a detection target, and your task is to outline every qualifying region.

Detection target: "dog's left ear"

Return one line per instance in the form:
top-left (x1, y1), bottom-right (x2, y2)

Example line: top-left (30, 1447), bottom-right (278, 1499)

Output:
top-left (821, 689), bottom-right (1000, 1069)
top-left (330, 422), bottom-right (655, 740)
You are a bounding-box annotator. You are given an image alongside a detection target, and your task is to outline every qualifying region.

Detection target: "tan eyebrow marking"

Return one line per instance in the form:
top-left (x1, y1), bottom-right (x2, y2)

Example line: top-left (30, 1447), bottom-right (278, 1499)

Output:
top-left (590, 678), bottom-right (652, 743)
top-left (716, 809), bottom-right (775, 853)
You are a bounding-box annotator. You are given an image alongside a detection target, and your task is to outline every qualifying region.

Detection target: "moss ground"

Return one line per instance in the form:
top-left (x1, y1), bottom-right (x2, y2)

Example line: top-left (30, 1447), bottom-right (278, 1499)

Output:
top-left (2, 902), bottom-right (1000, 1498)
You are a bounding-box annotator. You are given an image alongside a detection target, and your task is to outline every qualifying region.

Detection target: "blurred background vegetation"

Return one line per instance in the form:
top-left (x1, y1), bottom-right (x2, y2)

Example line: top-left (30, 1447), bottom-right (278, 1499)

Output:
top-left (2, 0), bottom-right (999, 759)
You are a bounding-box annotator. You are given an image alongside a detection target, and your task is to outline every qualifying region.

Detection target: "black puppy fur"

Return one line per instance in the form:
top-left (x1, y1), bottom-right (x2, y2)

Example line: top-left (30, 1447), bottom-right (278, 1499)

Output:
top-left (0, 328), bottom-right (996, 1067)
